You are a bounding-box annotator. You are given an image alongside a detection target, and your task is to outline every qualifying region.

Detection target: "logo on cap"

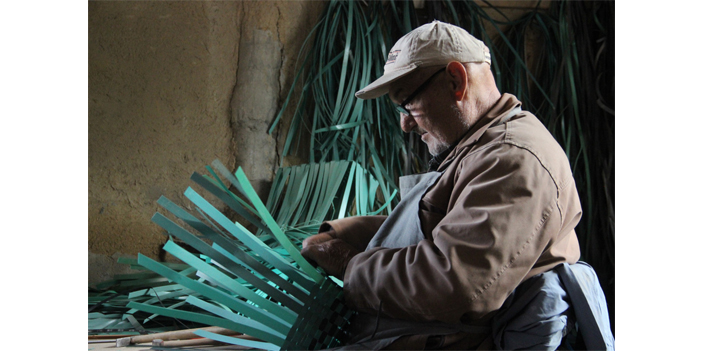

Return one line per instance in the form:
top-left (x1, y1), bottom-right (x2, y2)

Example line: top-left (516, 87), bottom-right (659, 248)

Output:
top-left (386, 50), bottom-right (400, 65)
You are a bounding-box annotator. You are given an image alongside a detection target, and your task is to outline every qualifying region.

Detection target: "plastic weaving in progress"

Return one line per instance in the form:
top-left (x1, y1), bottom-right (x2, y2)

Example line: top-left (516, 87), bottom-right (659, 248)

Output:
top-left (126, 160), bottom-right (358, 350)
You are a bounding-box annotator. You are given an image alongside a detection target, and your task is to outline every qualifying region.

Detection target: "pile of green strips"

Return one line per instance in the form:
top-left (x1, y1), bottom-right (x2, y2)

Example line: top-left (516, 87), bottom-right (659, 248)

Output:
top-left (90, 160), bottom-right (398, 349)
top-left (89, 259), bottom-right (201, 336)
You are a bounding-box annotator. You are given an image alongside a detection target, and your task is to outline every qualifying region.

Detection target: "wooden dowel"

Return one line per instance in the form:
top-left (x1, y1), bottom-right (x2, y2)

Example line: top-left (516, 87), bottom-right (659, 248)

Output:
top-left (152, 334), bottom-right (262, 347)
top-left (115, 326), bottom-right (240, 346)
top-left (153, 338), bottom-right (224, 347)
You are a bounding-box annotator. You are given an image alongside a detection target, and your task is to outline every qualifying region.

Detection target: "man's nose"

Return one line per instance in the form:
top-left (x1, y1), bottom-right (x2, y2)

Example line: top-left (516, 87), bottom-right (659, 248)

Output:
top-left (400, 112), bottom-right (417, 133)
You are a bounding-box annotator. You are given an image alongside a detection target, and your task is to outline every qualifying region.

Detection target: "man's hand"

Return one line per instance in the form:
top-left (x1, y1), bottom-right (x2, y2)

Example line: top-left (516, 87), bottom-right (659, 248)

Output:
top-left (301, 230), bottom-right (360, 280)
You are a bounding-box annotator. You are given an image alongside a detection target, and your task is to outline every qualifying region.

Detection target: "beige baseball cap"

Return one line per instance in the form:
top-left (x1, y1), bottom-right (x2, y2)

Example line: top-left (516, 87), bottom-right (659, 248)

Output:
top-left (355, 20), bottom-right (491, 100)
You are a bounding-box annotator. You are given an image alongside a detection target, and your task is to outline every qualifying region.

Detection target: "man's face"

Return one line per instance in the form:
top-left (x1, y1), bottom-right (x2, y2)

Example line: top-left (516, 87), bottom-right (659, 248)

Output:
top-left (388, 66), bottom-right (467, 156)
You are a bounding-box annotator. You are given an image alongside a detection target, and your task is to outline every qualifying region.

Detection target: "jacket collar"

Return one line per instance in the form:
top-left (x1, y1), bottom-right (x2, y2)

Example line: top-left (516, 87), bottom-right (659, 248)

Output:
top-left (436, 93), bottom-right (522, 171)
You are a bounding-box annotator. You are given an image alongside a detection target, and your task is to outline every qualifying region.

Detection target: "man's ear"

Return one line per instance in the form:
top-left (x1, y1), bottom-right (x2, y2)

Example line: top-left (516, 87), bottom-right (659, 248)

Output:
top-left (446, 61), bottom-right (467, 101)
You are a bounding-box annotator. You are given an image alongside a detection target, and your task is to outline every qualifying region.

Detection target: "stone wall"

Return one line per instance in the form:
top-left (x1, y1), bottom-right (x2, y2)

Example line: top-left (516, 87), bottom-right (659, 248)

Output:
top-left (88, 0), bottom-right (326, 285)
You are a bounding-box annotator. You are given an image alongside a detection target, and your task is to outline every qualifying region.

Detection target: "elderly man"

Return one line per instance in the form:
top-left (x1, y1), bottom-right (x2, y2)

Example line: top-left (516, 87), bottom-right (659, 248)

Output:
top-left (301, 21), bottom-right (584, 349)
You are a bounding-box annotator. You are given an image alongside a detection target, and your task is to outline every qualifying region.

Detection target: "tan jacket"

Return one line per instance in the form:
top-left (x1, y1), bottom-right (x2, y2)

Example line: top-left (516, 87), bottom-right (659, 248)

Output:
top-left (322, 94), bottom-right (581, 331)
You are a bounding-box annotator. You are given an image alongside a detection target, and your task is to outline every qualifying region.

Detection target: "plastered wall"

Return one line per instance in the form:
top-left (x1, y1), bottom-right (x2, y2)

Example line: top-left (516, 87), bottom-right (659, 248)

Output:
top-left (88, 0), bottom-right (326, 285)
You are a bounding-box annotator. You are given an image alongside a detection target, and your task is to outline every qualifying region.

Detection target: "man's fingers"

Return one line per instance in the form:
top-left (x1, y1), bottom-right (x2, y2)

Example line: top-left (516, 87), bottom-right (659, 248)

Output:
top-left (300, 240), bottom-right (338, 276)
top-left (301, 231), bottom-right (335, 249)
top-left (300, 244), bottom-right (319, 264)
top-left (300, 239), bottom-right (360, 279)
top-left (300, 245), bottom-right (319, 267)
top-left (300, 242), bottom-right (327, 270)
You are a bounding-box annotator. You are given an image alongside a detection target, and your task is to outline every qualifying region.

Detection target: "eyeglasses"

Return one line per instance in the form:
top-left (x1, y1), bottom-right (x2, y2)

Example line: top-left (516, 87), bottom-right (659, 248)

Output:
top-left (394, 68), bottom-right (445, 116)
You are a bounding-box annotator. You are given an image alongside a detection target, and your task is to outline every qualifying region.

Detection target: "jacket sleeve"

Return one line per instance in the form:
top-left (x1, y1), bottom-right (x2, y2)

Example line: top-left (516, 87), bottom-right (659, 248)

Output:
top-left (319, 216), bottom-right (387, 252)
top-left (342, 144), bottom-right (564, 323)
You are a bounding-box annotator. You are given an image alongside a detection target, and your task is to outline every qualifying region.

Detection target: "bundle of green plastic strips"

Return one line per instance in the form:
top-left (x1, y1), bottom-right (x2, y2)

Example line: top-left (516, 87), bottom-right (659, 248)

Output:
top-left (89, 258), bottom-right (206, 335)
top-left (126, 160), bottom-right (357, 350)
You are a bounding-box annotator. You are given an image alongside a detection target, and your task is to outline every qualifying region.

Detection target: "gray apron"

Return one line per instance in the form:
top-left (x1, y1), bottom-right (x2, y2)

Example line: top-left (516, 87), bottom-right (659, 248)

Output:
top-left (365, 171), bottom-right (444, 250)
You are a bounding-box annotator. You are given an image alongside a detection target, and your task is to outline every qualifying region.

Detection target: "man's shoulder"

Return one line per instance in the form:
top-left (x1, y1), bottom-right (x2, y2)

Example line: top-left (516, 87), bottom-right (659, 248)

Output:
top-left (503, 112), bottom-right (575, 189)
top-left (461, 111), bottom-right (557, 159)
top-left (454, 112), bottom-right (574, 187)
top-left (504, 112), bottom-right (561, 152)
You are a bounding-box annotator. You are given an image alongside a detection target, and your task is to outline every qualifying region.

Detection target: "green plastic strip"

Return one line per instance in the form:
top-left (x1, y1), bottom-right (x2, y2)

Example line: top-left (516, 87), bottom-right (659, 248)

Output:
top-left (163, 240), bottom-right (297, 325)
top-left (316, 161), bottom-right (350, 221)
top-left (154, 197), bottom-right (310, 302)
top-left (184, 295), bottom-right (286, 343)
top-left (189, 172), bottom-right (268, 233)
top-left (182, 188), bottom-right (316, 291)
top-left (136, 254), bottom-right (291, 336)
top-left (267, 167), bottom-right (290, 217)
top-left (337, 160), bottom-right (357, 219)
top-left (143, 300), bottom-right (187, 324)
top-left (210, 159), bottom-right (248, 201)
top-left (275, 165), bottom-right (303, 228)
top-left (205, 165), bottom-right (260, 215)
top-left (357, 163), bottom-right (367, 215)
top-left (89, 312), bottom-right (117, 319)
top-left (116, 257), bottom-right (190, 271)
top-left (367, 189), bottom-right (398, 216)
top-left (313, 119), bottom-right (367, 133)
top-left (288, 165), bottom-right (312, 228)
top-left (125, 287), bottom-right (193, 315)
top-left (88, 317), bottom-right (130, 330)
top-left (289, 164), bottom-right (315, 228)
top-left (127, 284), bottom-right (190, 299)
top-left (234, 167), bottom-right (324, 283)
top-left (115, 277), bottom-right (169, 288)
top-left (151, 211), bottom-right (308, 312)
top-left (193, 329), bottom-right (281, 351)
top-left (305, 164), bottom-right (325, 224)
top-left (112, 271), bottom-right (161, 280)
top-left (126, 301), bottom-right (284, 346)
top-left (210, 242), bottom-right (308, 306)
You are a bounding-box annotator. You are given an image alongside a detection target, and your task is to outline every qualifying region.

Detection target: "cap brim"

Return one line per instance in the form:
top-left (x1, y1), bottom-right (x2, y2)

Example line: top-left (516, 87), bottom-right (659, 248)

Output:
top-left (355, 63), bottom-right (419, 100)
